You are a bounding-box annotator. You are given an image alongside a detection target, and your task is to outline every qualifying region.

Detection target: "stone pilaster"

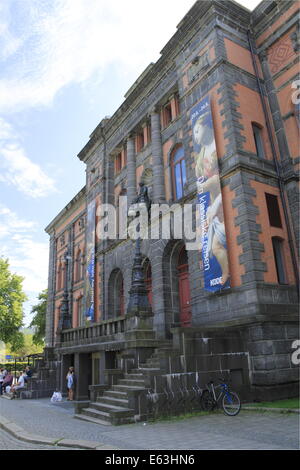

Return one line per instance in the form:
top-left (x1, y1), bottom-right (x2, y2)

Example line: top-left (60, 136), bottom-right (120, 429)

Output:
top-left (150, 110), bottom-right (166, 203)
top-left (126, 135), bottom-right (137, 205)
top-left (105, 153), bottom-right (115, 206)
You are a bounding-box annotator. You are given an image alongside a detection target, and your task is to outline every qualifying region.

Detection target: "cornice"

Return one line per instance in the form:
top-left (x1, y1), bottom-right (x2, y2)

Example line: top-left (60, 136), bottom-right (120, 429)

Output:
top-left (76, 0), bottom-right (252, 163)
top-left (45, 186), bottom-right (86, 234)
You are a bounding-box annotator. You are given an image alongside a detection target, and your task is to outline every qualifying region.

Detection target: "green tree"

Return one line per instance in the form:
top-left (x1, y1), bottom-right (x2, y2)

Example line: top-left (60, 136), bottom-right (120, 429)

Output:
top-left (0, 258), bottom-right (26, 350)
top-left (8, 330), bottom-right (44, 357)
top-left (30, 289), bottom-right (47, 346)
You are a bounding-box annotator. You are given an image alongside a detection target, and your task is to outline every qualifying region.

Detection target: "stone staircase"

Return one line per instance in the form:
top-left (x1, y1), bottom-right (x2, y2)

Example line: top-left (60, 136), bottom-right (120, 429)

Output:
top-left (74, 342), bottom-right (176, 426)
top-left (74, 370), bottom-right (147, 426)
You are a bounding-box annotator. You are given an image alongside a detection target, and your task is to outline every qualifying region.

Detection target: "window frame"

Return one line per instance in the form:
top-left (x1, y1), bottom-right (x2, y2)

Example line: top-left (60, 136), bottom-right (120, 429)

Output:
top-left (115, 152), bottom-right (122, 175)
top-left (162, 102), bottom-right (172, 128)
top-left (272, 236), bottom-right (287, 285)
top-left (252, 122), bottom-right (265, 159)
top-left (265, 193), bottom-right (283, 228)
top-left (171, 145), bottom-right (187, 200)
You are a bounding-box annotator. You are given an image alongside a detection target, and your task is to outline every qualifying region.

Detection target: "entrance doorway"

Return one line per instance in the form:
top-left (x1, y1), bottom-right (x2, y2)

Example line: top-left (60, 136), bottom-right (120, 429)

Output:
top-left (177, 246), bottom-right (192, 327)
top-left (92, 352), bottom-right (101, 385)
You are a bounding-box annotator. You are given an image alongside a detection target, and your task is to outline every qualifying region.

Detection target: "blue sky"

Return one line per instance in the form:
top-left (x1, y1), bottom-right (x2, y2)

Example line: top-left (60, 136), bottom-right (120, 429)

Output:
top-left (0, 0), bottom-right (261, 326)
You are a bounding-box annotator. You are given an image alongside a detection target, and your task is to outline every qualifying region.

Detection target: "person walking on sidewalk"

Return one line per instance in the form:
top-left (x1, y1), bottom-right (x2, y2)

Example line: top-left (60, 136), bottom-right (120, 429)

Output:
top-left (66, 367), bottom-right (76, 401)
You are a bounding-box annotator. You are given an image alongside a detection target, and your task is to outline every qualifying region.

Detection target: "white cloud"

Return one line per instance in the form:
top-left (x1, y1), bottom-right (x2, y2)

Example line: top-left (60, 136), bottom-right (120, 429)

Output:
top-left (0, 204), bottom-right (49, 324)
top-left (0, 0), bottom-right (262, 113)
top-left (0, 204), bottom-right (37, 239)
top-left (0, 117), bottom-right (57, 198)
top-left (0, 0), bottom-right (200, 112)
top-left (7, 237), bottom-right (49, 293)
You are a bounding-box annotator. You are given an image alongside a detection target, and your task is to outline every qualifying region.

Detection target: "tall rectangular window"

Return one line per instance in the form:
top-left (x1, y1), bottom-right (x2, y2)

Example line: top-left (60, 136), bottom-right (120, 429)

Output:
top-left (265, 193), bottom-right (282, 228)
top-left (252, 123), bottom-right (265, 158)
top-left (115, 153), bottom-right (122, 174)
top-left (163, 103), bottom-right (172, 128)
top-left (136, 131), bottom-right (144, 153)
top-left (272, 237), bottom-right (287, 284)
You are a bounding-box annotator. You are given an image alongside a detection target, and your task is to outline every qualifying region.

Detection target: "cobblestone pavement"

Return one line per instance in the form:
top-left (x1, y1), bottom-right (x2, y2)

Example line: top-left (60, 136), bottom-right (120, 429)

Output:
top-left (0, 398), bottom-right (299, 450)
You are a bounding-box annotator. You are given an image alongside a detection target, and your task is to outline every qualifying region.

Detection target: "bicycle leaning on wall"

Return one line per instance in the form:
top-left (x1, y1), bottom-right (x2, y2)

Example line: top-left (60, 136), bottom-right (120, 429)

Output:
top-left (200, 378), bottom-right (241, 416)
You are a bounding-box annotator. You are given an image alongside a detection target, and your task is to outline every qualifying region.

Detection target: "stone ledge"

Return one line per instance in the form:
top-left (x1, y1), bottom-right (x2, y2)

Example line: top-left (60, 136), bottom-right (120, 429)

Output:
top-left (15, 432), bottom-right (58, 446)
top-left (56, 438), bottom-right (101, 449)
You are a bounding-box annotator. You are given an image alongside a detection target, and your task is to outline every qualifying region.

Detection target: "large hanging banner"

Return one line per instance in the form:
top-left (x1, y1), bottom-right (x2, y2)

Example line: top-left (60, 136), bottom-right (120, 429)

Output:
top-left (84, 200), bottom-right (96, 321)
top-left (191, 96), bottom-right (230, 292)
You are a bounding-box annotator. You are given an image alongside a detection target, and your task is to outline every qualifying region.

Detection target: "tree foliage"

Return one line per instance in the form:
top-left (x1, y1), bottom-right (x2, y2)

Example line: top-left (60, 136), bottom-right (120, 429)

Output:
top-left (0, 258), bottom-right (26, 350)
top-left (5, 331), bottom-right (43, 357)
top-left (30, 289), bottom-right (47, 346)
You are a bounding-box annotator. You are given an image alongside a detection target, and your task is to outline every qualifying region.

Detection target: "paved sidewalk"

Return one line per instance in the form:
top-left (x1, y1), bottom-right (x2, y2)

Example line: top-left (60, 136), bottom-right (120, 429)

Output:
top-left (0, 397), bottom-right (299, 450)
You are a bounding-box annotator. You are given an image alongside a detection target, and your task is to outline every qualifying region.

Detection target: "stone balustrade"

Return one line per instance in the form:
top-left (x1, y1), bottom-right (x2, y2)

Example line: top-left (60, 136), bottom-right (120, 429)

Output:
top-left (61, 316), bottom-right (126, 347)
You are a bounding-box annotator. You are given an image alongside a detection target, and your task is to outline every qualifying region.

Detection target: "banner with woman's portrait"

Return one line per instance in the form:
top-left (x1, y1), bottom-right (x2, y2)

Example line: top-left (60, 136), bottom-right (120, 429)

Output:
top-left (191, 96), bottom-right (230, 292)
top-left (84, 200), bottom-right (96, 321)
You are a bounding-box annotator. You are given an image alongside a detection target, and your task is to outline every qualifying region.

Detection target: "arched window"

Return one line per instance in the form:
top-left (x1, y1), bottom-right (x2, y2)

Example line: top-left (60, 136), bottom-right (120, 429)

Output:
top-left (171, 145), bottom-right (186, 200)
top-left (108, 269), bottom-right (125, 318)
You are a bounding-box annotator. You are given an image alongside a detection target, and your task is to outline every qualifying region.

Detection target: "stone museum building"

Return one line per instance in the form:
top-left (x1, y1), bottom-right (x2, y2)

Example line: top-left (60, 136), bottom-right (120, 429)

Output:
top-left (43, 0), bottom-right (299, 424)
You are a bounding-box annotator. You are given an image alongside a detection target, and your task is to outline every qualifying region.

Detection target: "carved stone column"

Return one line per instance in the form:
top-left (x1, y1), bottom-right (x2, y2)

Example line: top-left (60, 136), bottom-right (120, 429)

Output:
top-left (150, 110), bottom-right (166, 204)
top-left (126, 134), bottom-right (137, 205)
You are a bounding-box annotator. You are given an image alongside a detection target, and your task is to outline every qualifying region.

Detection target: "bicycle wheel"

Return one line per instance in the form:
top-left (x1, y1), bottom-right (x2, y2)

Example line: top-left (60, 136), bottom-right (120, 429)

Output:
top-left (222, 391), bottom-right (241, 416)
top-left (200, 390), bottom-right (216, 411)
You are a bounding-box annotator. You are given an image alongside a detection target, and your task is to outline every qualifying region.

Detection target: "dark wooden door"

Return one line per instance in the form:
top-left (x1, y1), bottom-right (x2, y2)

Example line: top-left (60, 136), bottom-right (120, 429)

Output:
top-left (178, 248), bottom-right (191, 327)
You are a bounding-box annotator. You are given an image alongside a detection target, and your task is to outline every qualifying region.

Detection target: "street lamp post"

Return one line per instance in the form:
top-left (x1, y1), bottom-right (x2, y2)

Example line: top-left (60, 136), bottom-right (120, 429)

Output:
top-left (58, 249), bottom-right (72, 331)
top-left (127, 188), bottom-right (151, 314)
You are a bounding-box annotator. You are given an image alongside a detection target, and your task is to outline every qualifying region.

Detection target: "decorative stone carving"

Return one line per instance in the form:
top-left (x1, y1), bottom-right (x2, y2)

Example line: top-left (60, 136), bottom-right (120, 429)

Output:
top-left (60, 234), bottom-right (65, 247)
top-left (188, 52), bottom-right (210, 83)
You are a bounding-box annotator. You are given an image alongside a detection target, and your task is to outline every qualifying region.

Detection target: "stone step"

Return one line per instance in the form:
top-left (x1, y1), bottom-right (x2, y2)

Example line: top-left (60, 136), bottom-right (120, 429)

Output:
top-left (90, 401), bottom-right (133, 415)
top-left (81, 407), bottom-right (111, 422)
top-left (82, 403), bottom-right (136, 425)
top-left (124, 373), bottom-right (144, 380)
top-left (136, 367), bottom-right (161, 372)
top-left (118, 379), bottom-right (145, 387)
top-left (1, 393), bottom-right (14, 400)
top-left (130, 368), bottom-right (146, 374)
top-left (112, 384), bottom-right (146, 392)
top-left (103, 390), bottom-right (128, 400)
top-left (74, 413), bottom-right (111, 426)
top-left (98, 396), bottom-right (129, 407)
top-left (140, 363), bottom-right (160, 369)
